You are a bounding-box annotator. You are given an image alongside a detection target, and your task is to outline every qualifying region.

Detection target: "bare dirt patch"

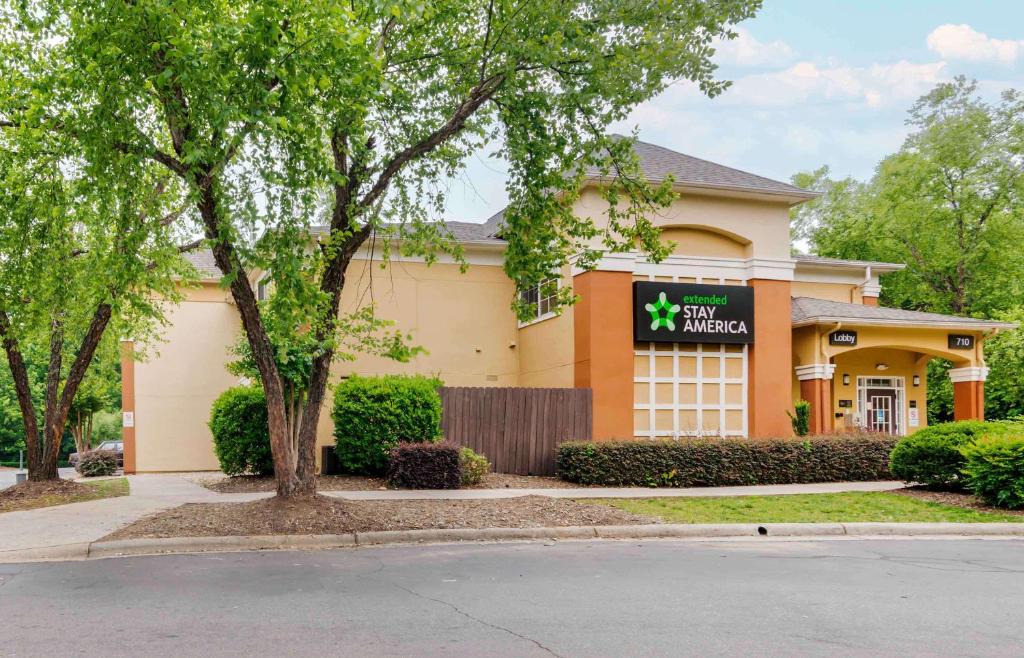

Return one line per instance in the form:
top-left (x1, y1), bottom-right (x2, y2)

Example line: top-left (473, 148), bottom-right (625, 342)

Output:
top-left (892, 486), bottom-right (1024, 517)
top-left (0, 477), bottom-right (128, 513)
top-left (102, 495), bottom-right (649, 540)
top-left (200, 472), bottom-right (577, 493)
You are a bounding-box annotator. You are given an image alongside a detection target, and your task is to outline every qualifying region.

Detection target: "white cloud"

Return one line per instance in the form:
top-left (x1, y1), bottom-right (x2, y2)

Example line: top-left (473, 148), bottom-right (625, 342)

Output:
top-left (713, 27), bottom-right (794, 67)
top-left (720, 60), bottom-right (948, 108)
top-left (927, 24), bottom-right (1024, 64)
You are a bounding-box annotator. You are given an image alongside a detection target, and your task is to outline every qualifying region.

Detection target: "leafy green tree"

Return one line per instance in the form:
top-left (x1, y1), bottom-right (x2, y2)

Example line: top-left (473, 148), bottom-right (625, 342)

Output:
top-left (32, 0), bottom-right (760, 496)
top-left (983, 308), bottom-right (1024, 421)
top-left (0, 35), bottom-right (195, 479)
top-left (796, 77), bottom-right (1024, 422)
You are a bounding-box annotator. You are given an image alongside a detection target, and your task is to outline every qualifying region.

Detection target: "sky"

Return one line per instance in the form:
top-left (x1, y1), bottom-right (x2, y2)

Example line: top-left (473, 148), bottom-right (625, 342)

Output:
top-left (442, 0), bottom-right (1024, 223)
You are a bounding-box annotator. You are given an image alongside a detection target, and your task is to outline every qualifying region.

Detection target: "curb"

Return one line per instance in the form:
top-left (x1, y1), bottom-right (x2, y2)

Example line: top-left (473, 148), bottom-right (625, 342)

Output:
top-left (4, 523), bottom-right (1024, 562)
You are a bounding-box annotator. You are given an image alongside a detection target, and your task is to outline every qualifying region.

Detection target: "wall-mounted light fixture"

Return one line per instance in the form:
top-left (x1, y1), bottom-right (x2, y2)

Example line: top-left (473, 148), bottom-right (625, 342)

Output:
top-left (842, 374), bottom-right (850, 386)
top-left (913, 375), bottom-right (921, 387)
top-left (875, 363), bottom-right (889, 371)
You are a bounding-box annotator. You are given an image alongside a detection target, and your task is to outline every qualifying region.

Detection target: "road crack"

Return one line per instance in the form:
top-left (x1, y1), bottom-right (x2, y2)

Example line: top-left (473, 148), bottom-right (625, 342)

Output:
top-left (385, 580), bottom-right (565, 657)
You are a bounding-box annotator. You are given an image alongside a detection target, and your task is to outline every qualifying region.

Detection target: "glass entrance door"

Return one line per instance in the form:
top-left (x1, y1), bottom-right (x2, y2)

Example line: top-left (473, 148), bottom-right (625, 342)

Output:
top-left (857, 377), bottom-right (905, 436)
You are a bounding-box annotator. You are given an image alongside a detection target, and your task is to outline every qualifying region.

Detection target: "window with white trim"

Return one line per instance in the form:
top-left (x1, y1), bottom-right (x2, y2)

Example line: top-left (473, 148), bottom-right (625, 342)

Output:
top-left (518, 278), bottom-right (559, 325)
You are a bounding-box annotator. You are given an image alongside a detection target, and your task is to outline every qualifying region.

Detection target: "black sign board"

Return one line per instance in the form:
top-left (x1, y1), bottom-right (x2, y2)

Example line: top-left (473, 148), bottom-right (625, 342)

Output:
top-left (633, 281), bottom-right (754, 344)
top-left (838, 399), bottom-right (853, 408)
top-left (948, 334), bottom-right (975, 350)
top-left (829, 330), bottom-right (858, 346)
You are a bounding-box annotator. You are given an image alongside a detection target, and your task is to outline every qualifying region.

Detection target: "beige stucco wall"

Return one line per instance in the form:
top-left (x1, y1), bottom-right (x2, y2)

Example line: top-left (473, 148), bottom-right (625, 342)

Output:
top-left (791, 280), bottom-right (861, 304)
top-left (792, 324), bottom-right (984, 368)
top-left (573, 185), bottom-right (792, 260)
top-left (133, 283), bottom-right (241, 472)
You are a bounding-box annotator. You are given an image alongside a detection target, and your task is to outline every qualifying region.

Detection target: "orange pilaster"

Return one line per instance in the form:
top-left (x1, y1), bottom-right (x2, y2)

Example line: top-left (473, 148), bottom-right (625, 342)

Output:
top-left (120, 340), bottom-right (137, 474)
top-left (799, 377), bottom-right (834, 434)
top-left (748, 279), bottom-right (794, 437)
top-left (953, 380), bottom-right (985, 421)
top-left (573, 271), bottom-right (635, 440)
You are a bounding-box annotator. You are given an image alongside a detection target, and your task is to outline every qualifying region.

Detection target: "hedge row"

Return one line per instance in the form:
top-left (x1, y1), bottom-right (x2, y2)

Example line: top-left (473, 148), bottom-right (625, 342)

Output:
top-left (556, 433), bottom-right (896, 487)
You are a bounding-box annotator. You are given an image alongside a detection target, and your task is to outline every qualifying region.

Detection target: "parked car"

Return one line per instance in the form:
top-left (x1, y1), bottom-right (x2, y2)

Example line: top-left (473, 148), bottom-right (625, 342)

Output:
top-left (69, 441), bottom-right (124, 469)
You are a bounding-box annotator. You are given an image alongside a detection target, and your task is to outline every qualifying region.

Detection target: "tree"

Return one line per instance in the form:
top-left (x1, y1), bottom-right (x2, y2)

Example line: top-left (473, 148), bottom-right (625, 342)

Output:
top-left (808, 77), bottom-right (1024, 316)
top-left (0, 42), bottom-right (195, 479)
top-left (41, 0), bottom-right (761, 497)
top-left (796, 77), bottom-right (1024, 421)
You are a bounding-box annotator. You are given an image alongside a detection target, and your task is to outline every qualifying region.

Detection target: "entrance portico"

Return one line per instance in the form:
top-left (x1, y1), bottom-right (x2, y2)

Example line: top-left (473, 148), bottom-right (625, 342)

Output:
top-left (792, 297), bottom-right (1015, 434)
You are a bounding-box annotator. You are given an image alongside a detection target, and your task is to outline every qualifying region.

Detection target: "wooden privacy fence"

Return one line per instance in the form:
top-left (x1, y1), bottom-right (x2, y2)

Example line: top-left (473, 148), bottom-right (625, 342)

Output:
top-left (440, 387), bottom-right (593, 476)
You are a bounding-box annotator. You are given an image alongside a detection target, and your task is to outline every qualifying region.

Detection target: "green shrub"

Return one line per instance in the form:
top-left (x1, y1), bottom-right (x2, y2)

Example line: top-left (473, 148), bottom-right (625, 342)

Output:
top-left (888, 420), bottom-right (1017, 489)
top-left (209, 386), bottom-right (273, 477)
top-left (459, 447), bottom-right (491, 486)
top-left (556, 433), bottom-right (896, 487)
top-left (332, 375), bottom-right (442, 475)
top-left (76, 450), bottom-right (118, 477)
top-left (788, 400), bottom-right (811, 437)
top-left (387, 442), bottom-right (461, 489)
top-left (961, 435), bottom-right (1024, 508)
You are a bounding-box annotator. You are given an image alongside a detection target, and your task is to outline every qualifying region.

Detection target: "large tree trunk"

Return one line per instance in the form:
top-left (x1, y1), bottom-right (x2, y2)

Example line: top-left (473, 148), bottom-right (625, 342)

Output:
top-left (195, 183), bottom-right (309, 498)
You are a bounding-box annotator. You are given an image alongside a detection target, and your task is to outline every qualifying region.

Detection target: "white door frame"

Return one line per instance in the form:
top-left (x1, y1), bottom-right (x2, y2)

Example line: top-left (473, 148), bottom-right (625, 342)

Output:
top-left (856, 376), bottom-right (906, 436)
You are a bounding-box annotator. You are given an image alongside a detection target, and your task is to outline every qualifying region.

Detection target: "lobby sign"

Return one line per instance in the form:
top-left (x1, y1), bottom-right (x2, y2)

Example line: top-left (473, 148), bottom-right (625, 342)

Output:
top-left (633, 281), bottom-right (754, 344)
top-left (948, 334), bottom-right (975, 350)
top-left (829, 330), bottom-right (858, 346)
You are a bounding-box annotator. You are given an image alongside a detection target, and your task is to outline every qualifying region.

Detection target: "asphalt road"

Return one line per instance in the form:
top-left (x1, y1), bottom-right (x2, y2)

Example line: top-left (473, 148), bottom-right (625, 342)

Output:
top-left (1, 539), bottom-right (1022, 657)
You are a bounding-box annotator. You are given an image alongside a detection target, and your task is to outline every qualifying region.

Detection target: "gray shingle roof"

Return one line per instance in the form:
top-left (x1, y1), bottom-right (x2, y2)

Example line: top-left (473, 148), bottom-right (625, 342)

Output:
top-left (585, 136), bottom-right (817, 200)
top-left (184, 250), bottom-right (221, 279)
top-left (792, 297), bottom-right (1015, 329)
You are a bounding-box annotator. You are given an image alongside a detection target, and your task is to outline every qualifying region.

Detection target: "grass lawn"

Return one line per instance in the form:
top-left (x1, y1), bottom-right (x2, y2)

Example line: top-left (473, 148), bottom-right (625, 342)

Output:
top-left (595, 492), bottom-right (1024, 524)
top-left (0, 477), bottom-right (129, 513)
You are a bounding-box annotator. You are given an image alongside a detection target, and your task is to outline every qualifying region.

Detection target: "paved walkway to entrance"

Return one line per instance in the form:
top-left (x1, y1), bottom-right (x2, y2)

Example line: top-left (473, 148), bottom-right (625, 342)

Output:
top-left (0, 474), bottom-right (904, 559)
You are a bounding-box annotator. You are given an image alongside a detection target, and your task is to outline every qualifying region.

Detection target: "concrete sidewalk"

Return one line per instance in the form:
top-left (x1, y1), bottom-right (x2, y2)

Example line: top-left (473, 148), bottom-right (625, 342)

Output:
top-left (0, 474), bottom-right (906, 561)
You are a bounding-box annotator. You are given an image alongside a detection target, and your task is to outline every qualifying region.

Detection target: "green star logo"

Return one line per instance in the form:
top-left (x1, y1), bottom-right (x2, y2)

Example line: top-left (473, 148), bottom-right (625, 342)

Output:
top-left (645, 292), bottom-right (681, 331)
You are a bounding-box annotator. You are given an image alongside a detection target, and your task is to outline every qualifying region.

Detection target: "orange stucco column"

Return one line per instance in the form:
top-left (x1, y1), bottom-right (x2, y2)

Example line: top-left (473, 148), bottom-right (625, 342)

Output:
top-left (573, 270), bottom-right (634, 440)
top-left (950, 367), bottom-right (987, 421)
top-left (862, 296), bottom-right (879, 306)
top-left (797, 371), bottom-right (834, 435)
top-left (748, 279), bottom-right (794, 437)
top-left (120, 340), bottom-right (137, 474)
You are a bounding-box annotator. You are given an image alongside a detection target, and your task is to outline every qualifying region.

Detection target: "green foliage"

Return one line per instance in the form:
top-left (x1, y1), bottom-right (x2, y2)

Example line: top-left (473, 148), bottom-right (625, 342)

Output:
top-left (795, 78), bottom-right (1024, 420)
top-left (889, 421), bottom-right (1020, 489)
top-left (557, 433), bottom-right (895, 487)
top-left (91, 410), bottom-right (122, 444)
top-left (76, 450), bottom-right (118, 477)
top-left (984, 308), bottom-right (1024, 421)
top-left (459, 447), bottom-right (491, 487)
top-left (787, 400), bottom-right (811, 437)
top-left (209, 386), bottom-right (273, 477)
top-left (960, 435), bottom-right (1024, 509)
top-left (332, 375), bottom-right (442, 475)
top-left (387, 442), bottom-right (462, 490)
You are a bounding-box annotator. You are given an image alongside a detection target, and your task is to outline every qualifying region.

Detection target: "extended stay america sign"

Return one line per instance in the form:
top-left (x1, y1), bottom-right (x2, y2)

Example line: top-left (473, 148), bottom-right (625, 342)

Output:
top-left (633, 281), bottom-right (755, 345)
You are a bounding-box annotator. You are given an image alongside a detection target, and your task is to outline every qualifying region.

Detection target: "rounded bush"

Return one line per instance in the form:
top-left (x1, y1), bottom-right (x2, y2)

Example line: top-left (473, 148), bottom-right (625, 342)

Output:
top-left (459, 447), bottom-right (491, 486)
top-left (209, 386), bottom-right (273, 477)
top-left (387, 442), bottom-right (461, 489)
top-left (76, 450), bottom-right (118, 477)
top-left (332, 375), bottom-right (442, 475)
top-left (889, 420), bottom-right (998, 489)
top-left (961, 435), bottom-right (1024, 508)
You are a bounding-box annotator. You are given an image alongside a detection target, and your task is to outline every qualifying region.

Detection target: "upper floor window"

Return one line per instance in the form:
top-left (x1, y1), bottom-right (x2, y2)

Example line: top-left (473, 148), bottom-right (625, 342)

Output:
top-left (257, 277), bottom-right (270, 302)
top-left (519, 278), bottom-right (559, 325)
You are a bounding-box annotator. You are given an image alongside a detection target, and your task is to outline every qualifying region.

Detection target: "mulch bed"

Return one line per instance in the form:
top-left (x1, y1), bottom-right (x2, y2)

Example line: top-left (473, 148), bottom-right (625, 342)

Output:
top-left (892, 486), bottom-right (1024, 516)
top-left (102, 495), bottom-right (649, 540)
top-left (200, 472), bottom-right (579, 493)
top-left (0, 479), bottom-right (92, 513)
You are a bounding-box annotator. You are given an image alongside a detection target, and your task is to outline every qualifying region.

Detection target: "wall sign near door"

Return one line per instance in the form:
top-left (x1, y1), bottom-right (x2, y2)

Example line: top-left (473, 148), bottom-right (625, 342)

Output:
top-left (948, 334), bottom-right (975, 350)
top-left (633, 281), bottom-right (755, 344)
top-left (829, 330), bottom-right (858, 346)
